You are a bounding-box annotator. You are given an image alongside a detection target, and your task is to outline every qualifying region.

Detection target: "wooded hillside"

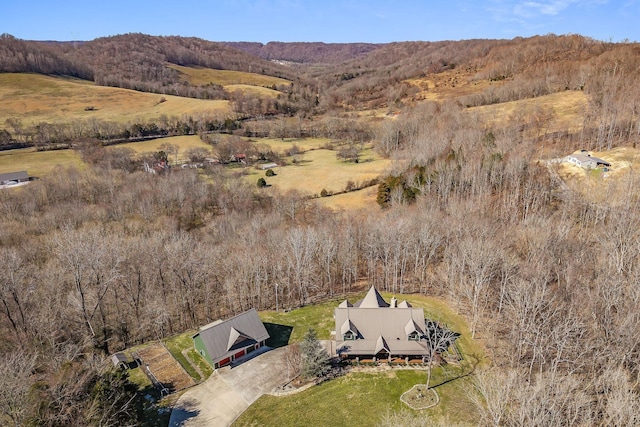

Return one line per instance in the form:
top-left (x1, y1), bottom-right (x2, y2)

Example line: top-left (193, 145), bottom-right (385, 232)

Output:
top-left (2, 32), bottom-right (640, 425)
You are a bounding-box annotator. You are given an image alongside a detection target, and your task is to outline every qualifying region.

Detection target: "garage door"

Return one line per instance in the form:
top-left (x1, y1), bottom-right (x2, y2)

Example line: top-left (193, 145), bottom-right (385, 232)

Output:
top-left (217, 357), bottom-right (231, 368)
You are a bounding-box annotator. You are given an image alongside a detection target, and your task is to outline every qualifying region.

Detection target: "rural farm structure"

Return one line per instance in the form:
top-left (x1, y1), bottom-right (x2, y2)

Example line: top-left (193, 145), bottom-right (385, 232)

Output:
top-left (193, 308), bottom-right (270, 369)
top-left (565, 151), bottom-right (611, 170)
top-left (0, 170), bottom-right (30, 187)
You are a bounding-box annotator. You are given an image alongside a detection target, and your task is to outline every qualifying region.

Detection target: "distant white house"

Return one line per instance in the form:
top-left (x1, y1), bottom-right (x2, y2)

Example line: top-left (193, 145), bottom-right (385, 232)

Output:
top-left (259, 163), bottom-right (278, 170)
top-left (565, 152), bottom-right (610, 170)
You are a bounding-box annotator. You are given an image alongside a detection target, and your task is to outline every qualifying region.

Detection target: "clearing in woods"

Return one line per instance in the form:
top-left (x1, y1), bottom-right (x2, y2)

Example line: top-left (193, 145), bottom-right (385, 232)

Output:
top-left (167, 64), bottom-right (290, 88)
top-left (250, 146), bottom-right (391, 198)
top-left (136, 343), bottom-right (195, 393)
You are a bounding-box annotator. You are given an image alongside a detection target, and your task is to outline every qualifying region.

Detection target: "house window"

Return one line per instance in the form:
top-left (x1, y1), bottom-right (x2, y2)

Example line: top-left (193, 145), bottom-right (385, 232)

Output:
top-left (408, 331), bottom-right (419, 341)
top-left (344, 331), bottom-right (355, 340)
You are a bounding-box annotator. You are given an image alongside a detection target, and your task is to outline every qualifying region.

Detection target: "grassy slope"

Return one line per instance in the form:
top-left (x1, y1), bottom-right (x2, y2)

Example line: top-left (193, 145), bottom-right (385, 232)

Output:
top-left (168, 64), bottom-right (290, 87)
top-left (0, 147), bottom-right (84, 176)
top-left (238, 291), bottom-right (484, 426)
top-left (0, 73), bottom-right (230, 128)
top-left (469, 90), bottom-right (588, 133)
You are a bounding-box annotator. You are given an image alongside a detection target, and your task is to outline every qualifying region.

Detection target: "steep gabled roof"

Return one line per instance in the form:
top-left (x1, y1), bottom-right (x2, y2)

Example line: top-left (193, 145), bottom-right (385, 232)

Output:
top-left (374, 335), bottom-right (390, 354)
top-left (340, 318), bottom-right (360, 337)
top-left (338, 300), bottom-right (353, 308)
top-left (227, 327), bottom-right (255, 351)
top-left (405, 319), bottom-right (424, 336)
top-left (335, 286), bottom-right (429, 357)
top-left (398, 300), bottom-right (412, 308)
top-left (194, 308), bottom-right (269, 364)
top-left (355, 285), bottom-right (390, 308)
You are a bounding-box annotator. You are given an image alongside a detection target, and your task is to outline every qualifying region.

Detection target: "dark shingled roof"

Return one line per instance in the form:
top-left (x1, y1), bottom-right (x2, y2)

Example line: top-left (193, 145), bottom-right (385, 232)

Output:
top-left (194, 309), bottom-right (269, 365)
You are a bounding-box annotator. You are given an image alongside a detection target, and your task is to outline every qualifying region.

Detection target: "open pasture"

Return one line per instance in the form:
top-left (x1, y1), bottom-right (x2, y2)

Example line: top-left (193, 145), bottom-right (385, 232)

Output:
top-left (113, 135), bottom-right (213, 164)
top-left (315, 184), bottom-right (380, 211)
top-left (0, 73), bottom-right (230, 128)
top-left (252, 137), bottom-right (332, 154)
top-left (252, 146), bottom-right (391, 196)
top-left (168, 64), bottom-right (290, 88)
top-left (0, 147), bottom-right (84, 177)
top-left (469, 90), bottom-right (588, 133)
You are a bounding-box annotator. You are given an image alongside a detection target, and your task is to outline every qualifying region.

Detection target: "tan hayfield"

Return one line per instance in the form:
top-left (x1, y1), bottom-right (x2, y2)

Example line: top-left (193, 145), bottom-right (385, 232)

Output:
top-left (469, 90), bottom-right (588, 133)
top-left (0, 147), bottom-right (84, 177)
top-left (315, 184), bottom-right (381, 211)
top-left (0, 73), bottom-right (231, 128)
top-left (250, 147), bottom-right (391, 196)
top-left (113, 135), bottom-right (213, 163)
top-left (225, 84), bottom-right (281, 98)
top-left (168, 64), bottom-right (290, 87)
top-left (251, 137), bottom-right (332, 154)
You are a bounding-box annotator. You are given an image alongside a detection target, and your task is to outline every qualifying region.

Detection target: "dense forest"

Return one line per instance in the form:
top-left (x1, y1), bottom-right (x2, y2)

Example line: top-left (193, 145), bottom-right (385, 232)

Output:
top-left (2, 33), bottom-right (640, 425)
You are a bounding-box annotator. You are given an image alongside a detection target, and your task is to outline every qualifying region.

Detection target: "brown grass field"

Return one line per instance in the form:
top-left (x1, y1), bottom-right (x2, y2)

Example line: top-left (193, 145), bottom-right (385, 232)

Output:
top-left (469, 90), bottom-right (588, 134)
top-left (250, 146), bottom-right (392, 199)
top-left (0, 73), bottom-right (231, 128)
top-left (167, 64), bottom-right (290, 87)
top-left (113, 135), bottom-right (213, 163)
top-left (251, 137), bottom-right (332, 154)
top-left (225, 84), bottom-right (281, 98)
top-left (315, 185), bottom-right (380, 210)
top-left (0, 147), bottom-right (84, 177)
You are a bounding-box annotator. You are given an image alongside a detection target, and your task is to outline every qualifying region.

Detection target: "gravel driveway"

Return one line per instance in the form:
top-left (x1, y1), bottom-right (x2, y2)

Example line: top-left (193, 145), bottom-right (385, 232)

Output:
top-left (169, 346), bottom-right (290, 427)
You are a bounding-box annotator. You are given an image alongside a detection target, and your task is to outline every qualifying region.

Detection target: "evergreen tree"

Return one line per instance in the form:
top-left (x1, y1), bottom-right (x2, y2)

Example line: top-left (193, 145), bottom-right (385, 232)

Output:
top-left (300, 328), bottom-right (329, 379)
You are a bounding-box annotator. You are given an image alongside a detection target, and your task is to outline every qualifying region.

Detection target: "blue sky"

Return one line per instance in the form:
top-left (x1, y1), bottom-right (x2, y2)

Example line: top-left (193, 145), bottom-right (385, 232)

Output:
top-left (1, 0), bottom-right (638, 43)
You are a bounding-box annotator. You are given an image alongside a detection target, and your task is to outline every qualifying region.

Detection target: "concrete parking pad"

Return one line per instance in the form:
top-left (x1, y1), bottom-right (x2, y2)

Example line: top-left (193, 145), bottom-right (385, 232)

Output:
top-left (169, 346), bottom-right (289, 427)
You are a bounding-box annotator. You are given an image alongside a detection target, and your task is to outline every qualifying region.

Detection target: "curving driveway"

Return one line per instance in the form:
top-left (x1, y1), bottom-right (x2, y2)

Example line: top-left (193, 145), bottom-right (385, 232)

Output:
top-left (169, 346), bottom-right (290, 427)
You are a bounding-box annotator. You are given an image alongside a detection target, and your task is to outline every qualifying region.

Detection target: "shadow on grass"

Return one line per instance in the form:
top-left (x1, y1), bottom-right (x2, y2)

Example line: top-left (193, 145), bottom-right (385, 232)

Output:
top-left (264, 322), bottom-right (294, 348)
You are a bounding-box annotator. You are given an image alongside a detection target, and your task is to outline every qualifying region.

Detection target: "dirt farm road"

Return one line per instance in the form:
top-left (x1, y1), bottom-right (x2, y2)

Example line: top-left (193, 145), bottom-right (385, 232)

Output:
top-left (169, 346), bottom-right (290, 427)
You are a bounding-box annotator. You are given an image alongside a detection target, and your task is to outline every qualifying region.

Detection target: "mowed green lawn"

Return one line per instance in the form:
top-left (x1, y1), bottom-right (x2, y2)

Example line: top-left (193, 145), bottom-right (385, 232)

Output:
top-left (0, 73), bottom-right (230, 128)
top-left (237, 291), bottom-right (484, 426)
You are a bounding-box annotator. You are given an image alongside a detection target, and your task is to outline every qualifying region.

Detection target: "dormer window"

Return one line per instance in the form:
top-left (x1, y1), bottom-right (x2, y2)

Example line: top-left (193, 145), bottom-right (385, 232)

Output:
top-left (408, 331), bottom-right (420, 341)
top-left (344, 331), bottom-right (355, 341)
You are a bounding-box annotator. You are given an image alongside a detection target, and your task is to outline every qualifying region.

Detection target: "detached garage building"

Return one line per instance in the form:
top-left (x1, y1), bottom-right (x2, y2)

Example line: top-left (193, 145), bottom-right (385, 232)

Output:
top-left (193, 309), bottom-right (270, 369)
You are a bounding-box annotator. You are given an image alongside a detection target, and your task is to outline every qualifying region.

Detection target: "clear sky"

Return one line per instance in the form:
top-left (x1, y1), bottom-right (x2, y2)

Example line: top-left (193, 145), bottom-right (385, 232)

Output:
top-left (1, 0), bottom-right (638, 43)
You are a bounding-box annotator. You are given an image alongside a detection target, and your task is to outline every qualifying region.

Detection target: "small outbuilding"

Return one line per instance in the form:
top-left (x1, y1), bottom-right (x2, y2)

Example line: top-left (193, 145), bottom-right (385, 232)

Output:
top-left (193, 308), bottom-right (270, 369)
top-left (565, 152), bottom-right (611, 170)
top-left (0, 171), bottom-right (30, 186)
top-left (111, 352), bottom-right (129, 369)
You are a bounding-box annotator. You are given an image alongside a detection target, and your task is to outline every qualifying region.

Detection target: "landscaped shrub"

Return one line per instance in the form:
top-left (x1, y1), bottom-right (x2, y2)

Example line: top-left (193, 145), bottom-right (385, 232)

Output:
top-left (265, 168), bottom-right (275, 177)
top-left (257, 177), bottom-right (267, 188)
